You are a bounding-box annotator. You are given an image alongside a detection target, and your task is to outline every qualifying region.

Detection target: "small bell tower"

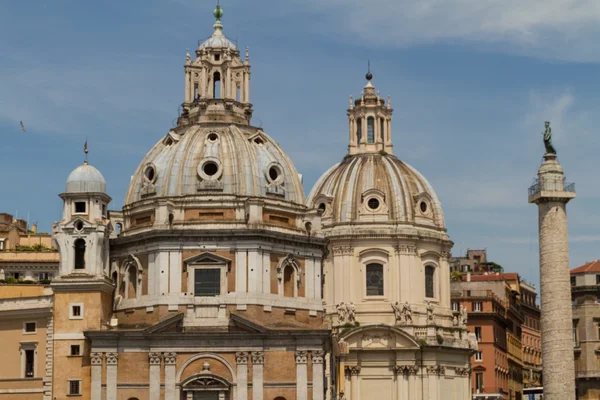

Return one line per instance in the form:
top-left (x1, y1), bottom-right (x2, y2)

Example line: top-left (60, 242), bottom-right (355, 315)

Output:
top-left (179, 2), bottom-right (253, 126)
top-left (347, 66), bottom-right (393, 155)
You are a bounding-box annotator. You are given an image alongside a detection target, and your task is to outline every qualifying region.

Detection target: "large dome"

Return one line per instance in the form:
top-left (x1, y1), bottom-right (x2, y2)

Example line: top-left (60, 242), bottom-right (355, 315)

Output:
top-left (65, 163), bottom-right (106, 194)
top-left (125, 124), bottom-right (305, 205)
top-left (308, 153), bottom-right (445, 229)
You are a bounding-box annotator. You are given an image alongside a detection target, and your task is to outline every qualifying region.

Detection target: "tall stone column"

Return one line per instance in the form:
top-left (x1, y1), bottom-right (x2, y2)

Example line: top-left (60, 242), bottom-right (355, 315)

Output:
top-left (106, 352), bottom-right (118, 400)
top-left (90, 353), bottom-right (103, 400)
top-left (149, 352), bottom-right (162, 400)
top-left (348, 366), bottom-right (360, 400)
top-left (312, 351), bottom-right (324, 400)
top-left (529, 152), bottom-right (576, 400)
top-left (295, 351), bottom-right (308, 400)
top-left (236, 352), bottom-right (249, 400)
top-left (164, 352), bottom-right (177, 400)
top-left (252, 351), bottom-right (264, 400)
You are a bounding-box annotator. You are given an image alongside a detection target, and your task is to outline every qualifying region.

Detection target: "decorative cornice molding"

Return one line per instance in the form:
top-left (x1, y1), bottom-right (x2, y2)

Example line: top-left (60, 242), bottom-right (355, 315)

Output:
top-left (332, 246), bottom-right (354, 256)
top-left (394, 245), bottom-right (418, 255)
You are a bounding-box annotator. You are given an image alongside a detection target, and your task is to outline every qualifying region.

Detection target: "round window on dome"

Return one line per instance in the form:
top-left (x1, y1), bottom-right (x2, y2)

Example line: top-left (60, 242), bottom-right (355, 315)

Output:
top-left (197, 158), bottom-right (223, 181)
top-left (207, 133), bottom-right (219, 142)
top-left (367, 198), bottom-right (380, 210)
top-left (266, 163), bottom-right (284, 185)
top-left (317, 203), bottom-right (326, 213)
top-left (143, 164), bottom-right (157, 184)
top-left (420, 201), bottom-right (428, 213)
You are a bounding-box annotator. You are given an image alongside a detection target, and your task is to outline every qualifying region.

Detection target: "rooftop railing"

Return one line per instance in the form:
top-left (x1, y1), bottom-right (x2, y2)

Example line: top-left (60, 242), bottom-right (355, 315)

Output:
top-left (528, 178), bottom-right (575, 197)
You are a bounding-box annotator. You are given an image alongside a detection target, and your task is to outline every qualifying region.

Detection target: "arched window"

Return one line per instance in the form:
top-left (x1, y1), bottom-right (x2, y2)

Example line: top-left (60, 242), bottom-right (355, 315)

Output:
top-left (380, 118), bottom-right (385, 140)
top-left (356, 118), bottom-right (362, 143)
top-left (283, 265), bottom-right (295, 298)
top-left (425, 265), bottom-right (435, 298)
top-left (367, 116), bottom-right (375, 143)
top-left (213, 72), bottom-right (221, 99)
top-left (74, 239), bottom-right (86, 269)
top-left (274, 397), bottom-right (287, 400)
top-left (366, 263), bottom-right (384, 296)
top-left (111, 271), bottom-right (118, 285)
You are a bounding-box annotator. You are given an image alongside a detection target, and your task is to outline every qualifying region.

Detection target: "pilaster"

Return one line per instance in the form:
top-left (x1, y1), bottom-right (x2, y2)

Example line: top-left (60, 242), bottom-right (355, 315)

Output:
top-left (236, 352), bottom-right (249, 400)
top-left (252, 351), bottom-right (264, 400)
top-left (312, 351), bottom-right (324, 400)
top-left (106, 352), bottom-right (118, 400)
top-left (90, 352), bottom-right (103, 400)
top-left (296, 351), bottom-right (308, 400)
top-left (164, 352), bottom-right (177, 400)
top-left (149, 352), bottom-right (162, 400)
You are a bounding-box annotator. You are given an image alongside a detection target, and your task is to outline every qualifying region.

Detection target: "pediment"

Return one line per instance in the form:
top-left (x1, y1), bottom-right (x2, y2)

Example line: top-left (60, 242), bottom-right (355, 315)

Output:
top-left (184, 252), bottom-right (232, 265)
top-left (341, 325), bottom-right (419, 351)
top-left (64, 218), bottom-right (93, 232)
top-left (247, 131), bottom-right (268, 145)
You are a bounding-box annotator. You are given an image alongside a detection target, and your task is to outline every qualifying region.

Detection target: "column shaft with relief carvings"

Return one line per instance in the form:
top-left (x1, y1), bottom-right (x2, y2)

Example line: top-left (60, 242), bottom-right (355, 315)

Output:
top-left (149, 352), bottom-right (162, 400)
top-left (312, 351), bottom-right (324, 400)
top-left (91, 353), bottom-right (103, 400)
top-left (106, 352), bottom-right (118, 400)
top-left (296, 351), bottom-right (308, 400)
top-left (164, 352), bottom-right (177, 400)
top-left (252, 351), bottom-right (264, 400)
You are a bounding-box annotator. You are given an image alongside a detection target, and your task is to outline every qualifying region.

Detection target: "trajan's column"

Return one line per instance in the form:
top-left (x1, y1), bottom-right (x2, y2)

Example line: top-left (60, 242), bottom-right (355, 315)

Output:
top-left (528, 121), bottom-right (576, 399)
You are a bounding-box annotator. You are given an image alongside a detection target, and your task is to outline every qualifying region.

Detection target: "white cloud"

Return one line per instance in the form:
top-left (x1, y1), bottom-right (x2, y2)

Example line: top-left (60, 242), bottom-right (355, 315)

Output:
top-left (301, 0), bottom-right (600, 61)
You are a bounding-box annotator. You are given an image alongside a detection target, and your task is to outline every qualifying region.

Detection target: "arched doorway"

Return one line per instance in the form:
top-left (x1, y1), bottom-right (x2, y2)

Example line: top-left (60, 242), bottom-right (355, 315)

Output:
top-left (181, 374), bottom-right (231, 400)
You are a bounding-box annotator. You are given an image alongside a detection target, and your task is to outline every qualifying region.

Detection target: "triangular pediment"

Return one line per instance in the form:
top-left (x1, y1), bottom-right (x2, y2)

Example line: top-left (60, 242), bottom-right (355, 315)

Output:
top-left (184, 252), bottom-right (232, 265)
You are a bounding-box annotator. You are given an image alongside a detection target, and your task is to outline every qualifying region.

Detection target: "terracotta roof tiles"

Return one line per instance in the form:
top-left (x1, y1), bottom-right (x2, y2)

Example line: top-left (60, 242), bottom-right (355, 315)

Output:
top-left (571, 260), bottom-right (600, 274)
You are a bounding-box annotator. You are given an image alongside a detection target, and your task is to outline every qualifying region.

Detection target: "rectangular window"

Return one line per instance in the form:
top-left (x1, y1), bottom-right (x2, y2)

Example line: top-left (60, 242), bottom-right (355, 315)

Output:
top-left (25, 349), bottom-right (34, 377)
top-left (475, 327), bottom-right (482, 341)
top-left (425, 266), bottom-right (435, 298)
top-left (473, 302), bottom-right (482, 312)
top-left (573, 322), bottom-right (579, 347)
top-left (69, 303), bottom-right (84, 320)
top-left (451, 301), bottom-right (459, 311)
top-left (102, 204), bottom-right (107, 218)
top-left (37, 272), bottom-right (53, 281)
top-left (68, 380), bottom-right (81, 395)
top-left (367, 117), bottom-right (375, 143)
top-left (366, 263), bottom-right (384, 296)
top-left (24, 322), bottom-right (36, 333)
top-left (70, 345), bottom-right (81, 356)
top-left (475, 351), bottom-right (483, 361)
top-left (0, 239), bottom-right (4, 250)
top-left (74, 202), bottom-right (87, 214)
top-left (194, 269), bottom-right (221, 296)
top-left (571, 276), bottom-right (576, 286)
top-left (597, 275), bottom-right (600, 285)
top-left (8, 272), bottom-right (21, 280)
top-left (475, 373), bottom-right (484, 392)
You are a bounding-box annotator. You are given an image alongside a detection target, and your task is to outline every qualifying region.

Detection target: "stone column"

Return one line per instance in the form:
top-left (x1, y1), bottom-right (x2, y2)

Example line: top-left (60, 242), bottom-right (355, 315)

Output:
top-left (348, 366), bottom-right (360, 400)
top-left (312, 351), bottom-right (324, 400)
top-left (295, 351), bottom-right (308, 400)
top-left (407, 366), bottom-right (418, 400)
top-left (164, 352), bottom-right (177, 400)
top-left (244, 70), bottom-right (250, 103)
top-left (236, 352), bottom-right (249, 400)
top-left (252, 351), bottom-right (264, 400)
top-left (149, 352), bottom-right (162, 400)
top-left (528, 152), bottom-right (576, 400)
top-left (90, 353), bottom-right (103, 400)
top-left (106, 352), bottom-right (118, 400)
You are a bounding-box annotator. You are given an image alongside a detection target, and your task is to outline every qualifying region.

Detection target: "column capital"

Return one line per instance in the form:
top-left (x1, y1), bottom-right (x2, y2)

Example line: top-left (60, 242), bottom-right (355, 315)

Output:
top-left (344, 365), bottom-right (361, 376)
top-left (311, 351), bottom-right (324, 364)
top-left (426, 365), bottom-right (445, 376)
top-left (106, 352), bottom-right (118, 365)
top-left (149, 352), bottom-right (162, 365)
top-left (91, 352), bottom-right (103, 366)
top-left (164, 352), bottom-right (177, 365)
top-left (455, 366), bottom-right (470, 376)
top-left (295, 350), bottom-right (308, 364)
top-left (251, 351), bottom-right (264, 365)
top-left (236, 352), bottom-right (250, 365)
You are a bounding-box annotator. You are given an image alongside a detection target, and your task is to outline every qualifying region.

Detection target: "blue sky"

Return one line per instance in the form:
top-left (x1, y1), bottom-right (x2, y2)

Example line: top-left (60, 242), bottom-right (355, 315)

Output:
top-left (2, 0), bottom-right (600, 289)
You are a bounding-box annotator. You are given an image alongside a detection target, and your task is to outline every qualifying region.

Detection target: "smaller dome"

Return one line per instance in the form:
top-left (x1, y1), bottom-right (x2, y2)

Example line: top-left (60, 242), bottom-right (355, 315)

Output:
top-left (65, 163), bottom-right (106, 194)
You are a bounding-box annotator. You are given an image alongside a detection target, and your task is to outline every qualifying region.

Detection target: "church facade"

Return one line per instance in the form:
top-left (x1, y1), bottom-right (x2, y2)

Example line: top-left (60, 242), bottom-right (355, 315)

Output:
top-left (0, 5), bottom-right (474, 400)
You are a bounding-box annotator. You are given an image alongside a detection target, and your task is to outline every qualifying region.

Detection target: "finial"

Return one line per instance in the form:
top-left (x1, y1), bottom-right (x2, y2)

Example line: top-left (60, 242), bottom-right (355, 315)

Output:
top-left (349, 95), bottom-right (353, 108)
top-left (245, 46), bottom-right (249, 62)
top-left (213, 1), bottom-right (224, 32)
top-left (185, 49), bottom-right (191, 63)
top-left (387, 95), bottom-right (391, 108)
top-left (84, 139), bottom-right (88, 165)
top-left (366, 60), bottom-right (373, 81)
top-left (377, 90), bottom-right (380, 100)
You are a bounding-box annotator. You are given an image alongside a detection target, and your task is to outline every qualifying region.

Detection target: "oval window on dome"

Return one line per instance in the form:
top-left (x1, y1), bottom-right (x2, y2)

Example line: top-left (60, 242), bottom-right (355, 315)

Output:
top-left (197, 158), bottom-right (223, 181)
top-left (207, 132), bottom-right (219, 142)
top-left (420, 201), bottom-right (428, 213)
top-left (143, 163), bottom-right (157, 184)
top-left (266, 163), bottom-right (284, 185)
top-left (367, 198), bottom-right (380, 210)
